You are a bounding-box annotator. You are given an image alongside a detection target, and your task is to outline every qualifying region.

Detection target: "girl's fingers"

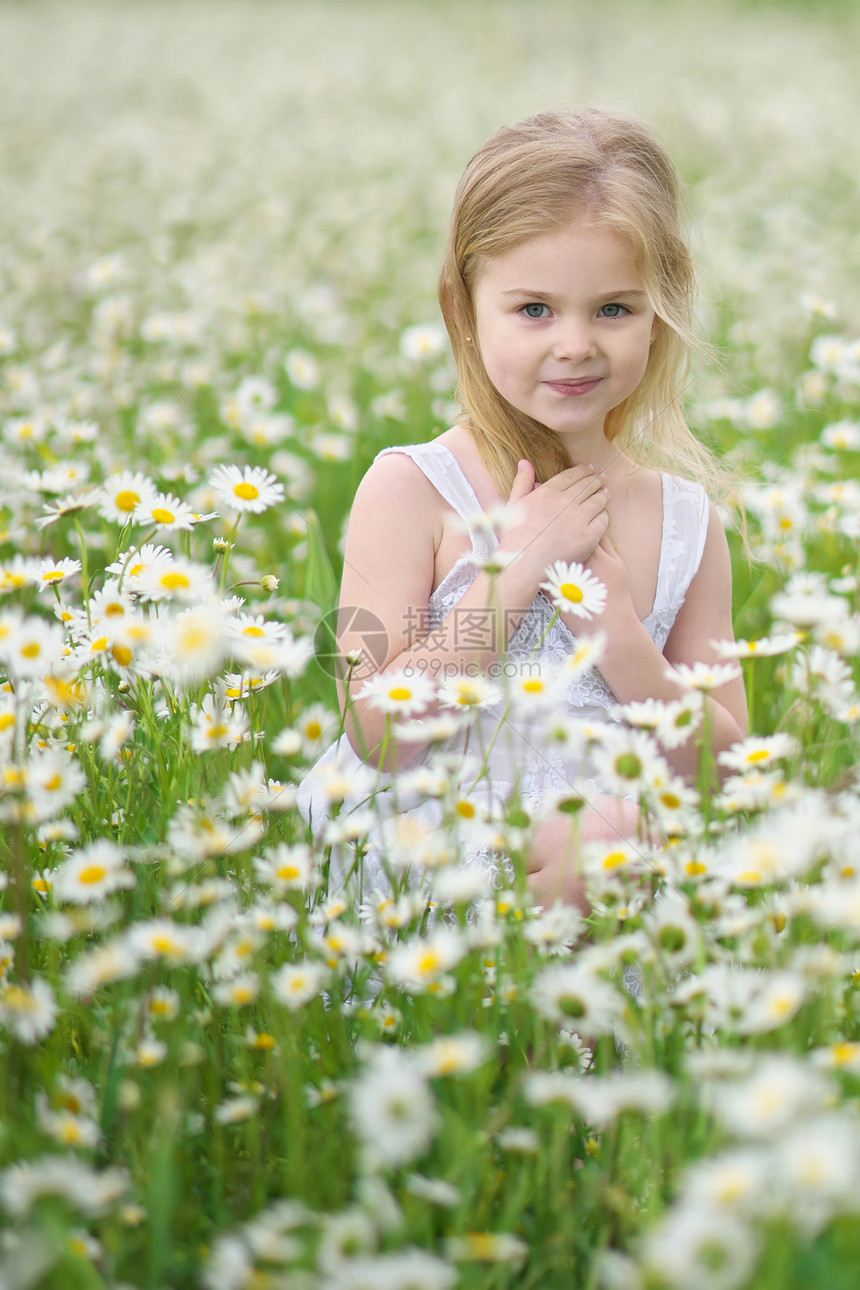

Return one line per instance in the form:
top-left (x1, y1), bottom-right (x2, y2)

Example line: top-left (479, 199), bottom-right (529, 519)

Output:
top-left (507, 459), bottom-right (536, 501)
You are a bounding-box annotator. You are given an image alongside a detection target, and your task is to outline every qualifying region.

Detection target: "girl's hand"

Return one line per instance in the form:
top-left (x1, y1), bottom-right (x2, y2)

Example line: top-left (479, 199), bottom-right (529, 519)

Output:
top-left (500, 458), bottom-right (609, 576)
top-left (568, 535), bottom-right (635, 636)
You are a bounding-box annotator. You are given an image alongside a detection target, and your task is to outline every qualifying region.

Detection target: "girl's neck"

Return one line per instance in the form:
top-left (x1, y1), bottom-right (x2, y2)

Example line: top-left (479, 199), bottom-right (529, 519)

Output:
top-left (559, 429), bottom-right (627, 479)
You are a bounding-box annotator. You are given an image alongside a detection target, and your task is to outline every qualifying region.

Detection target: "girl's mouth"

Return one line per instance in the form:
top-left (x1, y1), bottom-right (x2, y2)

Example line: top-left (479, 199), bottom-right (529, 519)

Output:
top-left (543, 377), bottom-right (603, 395)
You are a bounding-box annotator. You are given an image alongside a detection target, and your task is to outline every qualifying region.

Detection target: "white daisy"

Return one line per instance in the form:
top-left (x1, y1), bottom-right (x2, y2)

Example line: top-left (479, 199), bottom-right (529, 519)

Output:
top-left (34, 492), bottom-right (96, 530)
top-left (713, 632), bottom-right (801, 659)
top-left (385, 927), bottom-right (468, 994)
top-left (35, 557), bottom-right (83, 591)
top-left (0, 976), bottom-right (58, 1043)
top-left (2, 618), bottom-right (67, 678)
top-left (208, 463), bottom-right (284, 514)
top-left (26, 748), bottom-right (86, 820)
top-left (98, 471), bottom-right (157, 524)
top-left (667, 660), bottom-right (742, 692)
top-left (507, 665), bottom-right (563, 712)
top-left (400, 322), bottom-right (447, 361)
top-left (592, 728), bottom-right (668, 797)
top-left (562, 631), bottom-right (606, 682)
top-left (718, 733), bottom-right (800, 773)
top-left (283, 348), bottom-right (320, 390)
top-left (349, 1049), bottom-right (439, 1168)
top-left (165, 605), bottom-right (229, 682)
top-left (189, 694), bottom-right (249, 752)
top-left (529, 962), bottom-right (623, 1037)
top-left (821, 419), bottom-right (860, 451)
top-left (106, 543), bottom-right (174, 591)
top-left (540, 560), bottom-right (607, 619)
top-left (137, 492), bottom-right (197, 531)
top-left (137, 558), bottom-right (215, 603)
top-left (271, 960), bottom-right (329, 1010)
top-left (413, 1032), bottom-right (492, 1078)
top-left (437, 674), bottom-right (502, 710)
top-left (52, 842), bottom-right (134, 904)
top-left (358, 669), bottom-right (436, 717)
top-left (87, 580), bottom-right (135, 627)
top-left (0, 556), bottom-right (39, 591)
top-left (212, 972), bottom-right (260, 1008)
top-left (254, 842), bottom-right (319, 893)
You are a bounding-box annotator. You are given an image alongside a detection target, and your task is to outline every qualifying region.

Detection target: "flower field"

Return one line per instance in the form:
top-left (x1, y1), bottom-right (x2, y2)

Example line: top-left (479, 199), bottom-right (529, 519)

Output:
top-left (1, 1), bottom-right (860, 1287)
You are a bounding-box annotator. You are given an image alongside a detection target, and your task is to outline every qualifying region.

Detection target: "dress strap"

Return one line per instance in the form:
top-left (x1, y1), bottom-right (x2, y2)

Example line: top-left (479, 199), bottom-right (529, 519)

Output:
top-left (655, 473), bottom-right (710, 609)
top-left (374, 442), bottom-right (497, 560)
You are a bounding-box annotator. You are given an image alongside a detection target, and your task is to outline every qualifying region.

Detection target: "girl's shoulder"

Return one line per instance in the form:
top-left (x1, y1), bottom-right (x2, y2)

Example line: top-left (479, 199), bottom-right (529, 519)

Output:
top-left (349, 441), bottom-right (452, 539)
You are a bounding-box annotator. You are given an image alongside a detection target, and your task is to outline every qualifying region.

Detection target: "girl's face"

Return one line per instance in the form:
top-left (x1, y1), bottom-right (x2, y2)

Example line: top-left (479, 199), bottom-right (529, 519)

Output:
top-left (472, 218), bottom-right (656, 456)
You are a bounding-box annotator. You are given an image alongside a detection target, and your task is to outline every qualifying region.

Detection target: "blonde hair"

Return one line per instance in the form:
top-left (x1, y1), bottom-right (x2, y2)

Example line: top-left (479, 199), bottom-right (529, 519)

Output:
top-left (438, 107), bottom-right (728, 498)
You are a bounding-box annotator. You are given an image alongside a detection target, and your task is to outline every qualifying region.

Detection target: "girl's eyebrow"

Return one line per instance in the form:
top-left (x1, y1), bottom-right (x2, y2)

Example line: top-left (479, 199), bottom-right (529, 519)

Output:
top-left (500, 287), bottom-right (648, 299)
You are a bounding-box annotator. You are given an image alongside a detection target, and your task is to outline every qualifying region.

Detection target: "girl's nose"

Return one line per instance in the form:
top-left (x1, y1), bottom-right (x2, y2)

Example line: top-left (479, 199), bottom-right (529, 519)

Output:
top-left (552, 317), bottom-right (598, 362)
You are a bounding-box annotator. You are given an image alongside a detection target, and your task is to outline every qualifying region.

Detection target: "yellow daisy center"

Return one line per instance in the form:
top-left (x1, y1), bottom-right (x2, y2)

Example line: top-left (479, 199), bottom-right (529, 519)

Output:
top-left (152, 508), bottom-right (175, 524)
top-left (560, 582), bottom-right (584, 603)
top-left (251, 1032), bottom-right (277, 1050)
top-left (152, 935), bottom-right (178, 954)
top-left (831, 1042), bottom-right (859, 1067)
top-left (115, 490), bottom-right (140, 512)
top-left (161, 571), bottom-right (191, 590)
top-left (234, 482), bottom-right (260, 501)
top-left (418, 949), bottom-right (441, 975)
top-left (78, 864), bottom-right (108, 885)
top-left (178, 624), bottom-right (209, 651)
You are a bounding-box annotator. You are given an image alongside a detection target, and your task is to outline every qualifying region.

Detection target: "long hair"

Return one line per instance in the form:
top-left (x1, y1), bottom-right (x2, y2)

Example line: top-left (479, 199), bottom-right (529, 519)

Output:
top-left (438, 107), bottom-right (728, 498)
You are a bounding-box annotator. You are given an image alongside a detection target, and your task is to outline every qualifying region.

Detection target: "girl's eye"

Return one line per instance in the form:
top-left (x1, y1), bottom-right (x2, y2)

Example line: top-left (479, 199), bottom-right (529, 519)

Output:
top-left (599, 303), bottom-right (628, 318)
top-left (521, 303), bottom-right (551, 319)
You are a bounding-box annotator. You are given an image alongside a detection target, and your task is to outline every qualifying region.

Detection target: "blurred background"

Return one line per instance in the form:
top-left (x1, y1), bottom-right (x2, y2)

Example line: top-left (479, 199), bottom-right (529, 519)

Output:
top-left (2, 0), bottom-right (859, 381)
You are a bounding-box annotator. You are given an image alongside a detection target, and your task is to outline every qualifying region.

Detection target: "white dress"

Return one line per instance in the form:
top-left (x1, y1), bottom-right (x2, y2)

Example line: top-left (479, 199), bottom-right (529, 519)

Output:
top-left (297, 440), bottom-right (709, 875)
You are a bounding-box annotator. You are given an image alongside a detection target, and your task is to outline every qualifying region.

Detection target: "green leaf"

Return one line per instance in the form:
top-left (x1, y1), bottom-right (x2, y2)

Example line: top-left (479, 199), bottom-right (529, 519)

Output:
top-left (304, 508), bottom-right (339, 614)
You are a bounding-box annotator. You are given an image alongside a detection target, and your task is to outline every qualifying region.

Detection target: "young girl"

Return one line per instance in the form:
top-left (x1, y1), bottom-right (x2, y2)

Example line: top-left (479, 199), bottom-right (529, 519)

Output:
top-left (298, 107), bottom-right (748, 907)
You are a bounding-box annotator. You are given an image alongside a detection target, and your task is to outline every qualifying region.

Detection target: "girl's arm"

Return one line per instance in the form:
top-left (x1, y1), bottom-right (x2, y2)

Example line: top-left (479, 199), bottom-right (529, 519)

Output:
top-left (579, 504), bottom-right (748, 779)
top-left (336, 453), bottom-right (608, 768)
